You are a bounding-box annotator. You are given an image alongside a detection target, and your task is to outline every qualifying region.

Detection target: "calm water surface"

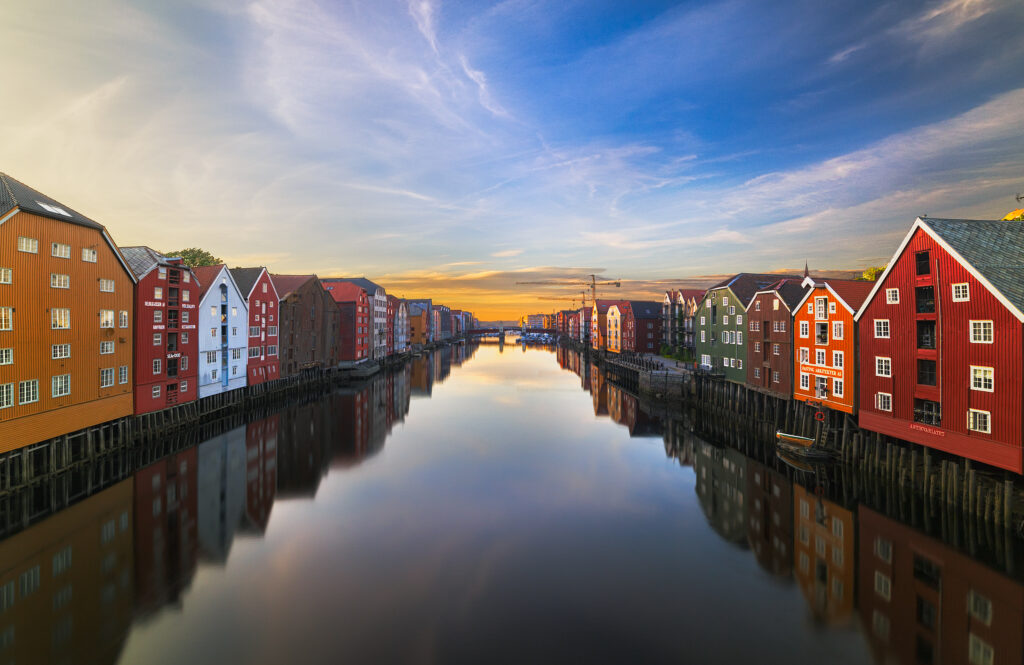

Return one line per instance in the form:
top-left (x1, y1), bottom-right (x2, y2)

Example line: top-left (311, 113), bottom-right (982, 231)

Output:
top-left (2, 343), bottom-right (1020, 664)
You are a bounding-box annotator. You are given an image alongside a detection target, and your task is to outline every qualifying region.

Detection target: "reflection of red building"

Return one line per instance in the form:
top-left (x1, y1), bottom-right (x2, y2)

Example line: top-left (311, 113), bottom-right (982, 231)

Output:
top-left (133, 449), bottom-right (198, 616)
top-left (332, 389), bottom-right (371, 466)
top-left (792, 486), bottom-right (855, 624)
top-left (858, 506), bottom-right (1023, 665)
top-left (746, 460), bottom-right (794, 579)
top-left (245, 414), bottom-right (278, 533)
top-left (591, 364), bottom-right (608, 416)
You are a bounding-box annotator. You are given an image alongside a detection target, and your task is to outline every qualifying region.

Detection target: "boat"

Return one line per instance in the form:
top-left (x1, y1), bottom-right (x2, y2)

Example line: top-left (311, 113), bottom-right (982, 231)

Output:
top-left (776, 439), bottom-right (839, 462)
top-left (776, 431), bottom-right (816, 447)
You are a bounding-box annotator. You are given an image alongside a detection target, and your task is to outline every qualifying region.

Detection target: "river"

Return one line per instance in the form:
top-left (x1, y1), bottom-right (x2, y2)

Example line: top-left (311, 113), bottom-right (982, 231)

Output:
top-left (0, 342), bottom-right (1019, 664)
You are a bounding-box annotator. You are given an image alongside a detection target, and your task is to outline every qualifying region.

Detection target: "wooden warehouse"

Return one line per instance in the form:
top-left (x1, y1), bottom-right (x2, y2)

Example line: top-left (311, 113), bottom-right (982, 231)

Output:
top-left (0, 173), bottom-right (136, 453)
top-left (271, 274), bottom-right (340, 377)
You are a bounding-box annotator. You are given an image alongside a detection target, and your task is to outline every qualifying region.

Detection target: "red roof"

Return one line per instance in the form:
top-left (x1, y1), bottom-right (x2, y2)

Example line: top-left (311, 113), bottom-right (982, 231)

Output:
top-left (193, 264), bottom-right (226, 299)
top-left (322, 280), bottom-right (367, 303)
top-left (823, 279), bottom-right (874, 311)
top-left (270, 274), bottom-right (316, 299)
top-left (593, 298), bottom-right (625, 314)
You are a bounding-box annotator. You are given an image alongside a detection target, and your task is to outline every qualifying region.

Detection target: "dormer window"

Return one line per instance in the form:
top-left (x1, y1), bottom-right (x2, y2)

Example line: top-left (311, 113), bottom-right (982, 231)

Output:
top-left (36, 201), bottom-right (71, 217)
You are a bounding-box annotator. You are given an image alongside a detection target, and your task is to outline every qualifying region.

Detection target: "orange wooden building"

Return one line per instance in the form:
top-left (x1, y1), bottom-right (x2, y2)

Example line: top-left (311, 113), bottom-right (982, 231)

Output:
top-left (0, 173), bottom-right (135, 453)
top-left (792, 277), bottom-right (873, 415)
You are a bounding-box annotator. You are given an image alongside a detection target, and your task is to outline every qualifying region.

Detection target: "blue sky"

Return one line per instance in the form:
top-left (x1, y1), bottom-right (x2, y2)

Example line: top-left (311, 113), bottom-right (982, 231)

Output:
top-left (3, 0), bottom-right (1024, 317)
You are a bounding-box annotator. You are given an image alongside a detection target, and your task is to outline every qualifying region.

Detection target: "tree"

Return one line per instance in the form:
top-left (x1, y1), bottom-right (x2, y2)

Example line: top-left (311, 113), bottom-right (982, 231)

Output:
top-left (163, 247), bottom-right (222, 268)
top-left (857, 265), bottom-right (885, 281)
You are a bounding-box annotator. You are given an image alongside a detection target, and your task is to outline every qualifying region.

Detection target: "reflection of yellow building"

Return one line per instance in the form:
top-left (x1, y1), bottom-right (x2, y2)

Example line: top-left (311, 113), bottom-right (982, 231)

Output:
top-left (793, 485), bottom-right (855, 624)
top-left (607, 305), bottom-right (623, 353)
top-left (0, 479), bottom-right (135, 665)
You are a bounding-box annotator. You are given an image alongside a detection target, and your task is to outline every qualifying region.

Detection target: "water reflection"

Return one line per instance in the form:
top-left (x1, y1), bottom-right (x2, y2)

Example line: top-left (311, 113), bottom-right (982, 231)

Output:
top-left (0, 342), bottom-right (1021, 664)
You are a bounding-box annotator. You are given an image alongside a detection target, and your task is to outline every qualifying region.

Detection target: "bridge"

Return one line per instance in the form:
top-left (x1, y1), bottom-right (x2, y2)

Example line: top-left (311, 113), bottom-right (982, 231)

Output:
top-left (469, 328), bottom-right (557, 335)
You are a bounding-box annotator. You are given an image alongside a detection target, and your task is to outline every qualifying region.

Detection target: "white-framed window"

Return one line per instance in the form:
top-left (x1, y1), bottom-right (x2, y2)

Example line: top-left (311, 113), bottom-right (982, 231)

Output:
top-left (210, 305), bottom-right (217, 318)
top-left (0, 348), bottom-right (11, 365)
top-left (152, 385), bottom-right (161, 399)
top-left (99, 341), bottom-right (114, 355)
top-left (206, 351), bottom-right (217, 363)
top-left (211, 368), bottom-right (219, 380)
top-left (51, 374), bottom-right (70, 398)
top-left (268, 345), bottom-right (278, 356)
top-left (81, 248), bottom-right (97, 262)
top-left (755, 301), bottom-right (761, 311)
top-left (152, 359), bottom-right (162, 375)
top-left (875, 357), bottom-right (891, 376)
top-left (249, 326), bottom-right (260, 337)
top-left (799, 321), bottom-right (809, 338)
top-left (154, 287), bottom-right (163, 300)
top-left (754, 342), bottom-right (760, 352)
top-left (119, 311), bottom-right (129, 328)
top-left (183, 272), bottom-right (191, 283)
top-left (969, 633), bottom-right (994, 665)
top-left (181, 332), bottom-right (189, 345)
top-left (211, 327), bottom-right (217, 338)
top-left (829, 302), bottom-right (836, 314)
top-left (722, 315), bottom-right (728, 325)
top-left (736, 331), bottom-right (743, 345)
top-left (100, 368), bottom-right (114, 387)
top-left (968, 590), bottom-right (993, 626)
top-left (262, 283), bottom-right (268, 293)
top-left (815, 297), bottom-right (827, 319)
top-left (17, 236), bottom-right (38, 253)
top-left (833, 351), bottom-right (843, 368)
top-left (0, 267), bottom-right (10, 284)
top-left (874, 319), bottom-right (890, 338)
top-left (772, 343), bottom-right (780, 356)
top-left (0, 307), bottom-right (11, 331)
top-left (873, 610), bottom-right (891, 642)
top-left (700, 316), bottom-right (706, 326)
top-left (772, 371), bottom-right (780, 383)
top-left (50, 273), bottom-right (70, 289)
top-left (181, 355), bottom-right (188, 370)
top-left (832, 321), bottom-right (843, 339)
top-left (18, 379), bottom-right (39, 405)
top-left (970, 366), bottom-right (994, 392)
top-left (232, 365), bottom-right (238, 375)
top-left (970, 320), bottom-right (993, 344)
top-left (816, 349), bottom-right (826, 365)
top-left (874, 571), bottom-right (891, 601)
top-left (874, 537), bottom-right (892, 563)
top-left (51, 308), bottom-right (70, 329)
top-left (736, 315), bottom-right (742, 325)
top-left (153, 333), bottom-right (161, 346)
top-left (968, 409), bottom-right (991, 434)
top-left (833, 378), bottom-right (844, 397)
top-left (232, 348), bottom-right (242, 360)
top-left (183, 291), bottom-right (190, 303)
top-left (249, 346), bottom-right (260, 358)
top-left (875, 392), bottom-right (892, 412)
top-left (885, 288), bottom-right (899, 304)
top-left (51, 242), bottom-right (71, 259)
top-left (800, 373), bottom-right (809, 390)
top-left (99, 310), bottom-right (114, 328)
top-left (268, 326), bottom-right (279, 336)
top-left (754, 368), bottom-right (760, 378)
top-left (952, 283), bottom-right (970, 302)
top-left (99, 279), bottom-right (115, 292)
top-left (180, 380), bottom-right (188, 392)
top-left (231, 306), bottom-right (238, 317)
top-left (158, 267), bottom-right (167, 280)
top-left (119, 366), bottom-right (128, 384)
top-left (799, 347), bottom-right (809, 363)
top-left (51, 344), bottom-right (70, 359)
top-left (0, 383), bottom-right (12, 409)
top-left (153, 310), bottom-right (163, 324)
top-left (182, 311), bottom-right (189, 324)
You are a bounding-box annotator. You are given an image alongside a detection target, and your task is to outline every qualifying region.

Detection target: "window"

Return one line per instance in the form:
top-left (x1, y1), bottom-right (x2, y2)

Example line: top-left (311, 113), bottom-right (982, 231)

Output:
top-left (153, 310), bottom-right (163, 324)
top-left (885, 288), bottom-right (899, 304)
top-left (772, 371), bottom-right (779, 383)
top-left (969, 633), bottom-right (994, 665)
top-left (182, 311), bottom-right (189, 324)
top-left (153, 333), bottom-right (161, 346)
top-left (722, 315), bottom-right (728, 325)
top-left (700, 316), bottom-right (706, 326)
top-left (51, 242), bottom-right (71, 258)
top-left (119, 311), bottom-right (129, 328)
top-left (917, 320), bottom-right (936, 349)
top-left (99, 341), bottom-right (114, 355)
top-left (736, 315), bottom-right (742, 325)
top-left (916, 251), bottom-right (930, 275)
top-left (211, 327), bottom-right (217, 338)
top-left (17, 236), bottom-right (38, 253)
top-left (874, 571), bottom-right (892, 601)
top-left (968, 409), bottom-right (991, 433)
top-left (876, 392), bottom-right (892, 411)
top-left (232, 349), bottom-right (241, 360)
top-left (800, 347), bottom-right (809, 363)
top-left (232, 365), bottom-right (238, 375)
top-left (18, 379), bottom-right (39, 404)
top-left (829, 302), bottom-right (836, 314)
top-left (181, 380), bottom-right (188, 392)
top-left (917, 597), bottom-right (937, 631)
top-left (917, 359), bottom-right (936, 386)
top-left (873, 611), bottom-right (891, 642)
top-left (970, 320), bottom-right (993, 343)
top-left (100, 368), bottom-right (114, 387)
top-left (262, 283), bottom-right (268, 293)
top-left (100, 310), bottom-right (114, 328)
top-left (249, 326), bottom-right (260, 337)
top-left (952, 283), bottom-right (970, 301)
top-left (268, 345), bottom-right (278, 356)
top-left (0, 348), bottom-right (11, 364)
top-left (815, 297), bottom-right (827, 319)
top-left (800, 373), bottom-right (809, 389)
top-left (914, 399), bottom-right (941, 426)
top-left (19, 566), bottom-right (40, 597)
top-left (815, 322), bottom-right (828, 345)
top-left (268, 325), bottom-right (278, 336)
top-left (832, 321), bottom-right (843, 340)
top-left (0, 307), bottom-right (11, 331)
top-left (183, 290), bottom-right (190, 302)
top-left (206, 351), bottom-right (217, 363)
top-left (0, 267), bottom-right (9, 284)
top-left (51, 308), bottom-right (70, 329)
top-left (736, 331), bottom-right (743, 345)
top-left (181, 355), bottom-right (188, 370)
top-left (119, 366), bottom-right (128, 384)
top-left (833, 378), bottom-right (844, 397)
top-left (81, 248), bottom-right (97, 262)
top-left (52, 546), bottom-right (72, 576)
top-left (51, 374), bottom-right (70, 398)
top-left (231, 307), bottom-right (238, 317)
top-left (158, 267), bottom-right (167, 280)
top-left (249, 346), bottom-right (260, 358)
top-left (50, 273), bottom-right (70, 289)
top-left (99, 278), bottom-right (115, 292)
top-left (152, 385), bottom-right (161, 399)
top-left (876, 357), bottom-right (891, 376)
top-left (211, 368), bottom-right (218, 380)
top-left (799, 321), bottom-right (809, 338)
top-left (971, 366), bottom-right (994, 392)
top-left (0, 383), bottom-right (11, 409)
top-left (915, 286), bottom-right (935, 314)
top-left (153, 359), bottom-right (162, 375)
top-left (754, 368), bottom-right (760, 378)
top-left (816, 349), bottom-right (826, 365)
top-left (968, 590), bottom-right (992, 626)
top-left (874, 319), bottom-right (890, 338)
top-left (154, 287), bottom-right (163, 300)
top-left (873, 537), bottom-right (892, 563)
top-left (754, 342), bottom-right (760, 352)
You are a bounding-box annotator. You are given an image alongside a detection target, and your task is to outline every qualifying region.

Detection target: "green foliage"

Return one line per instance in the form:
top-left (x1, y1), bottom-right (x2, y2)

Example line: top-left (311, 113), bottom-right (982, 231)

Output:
top-left (163, 247), bottom-right (223, 268)
top-left (856, 265), bottom-right (885, 281)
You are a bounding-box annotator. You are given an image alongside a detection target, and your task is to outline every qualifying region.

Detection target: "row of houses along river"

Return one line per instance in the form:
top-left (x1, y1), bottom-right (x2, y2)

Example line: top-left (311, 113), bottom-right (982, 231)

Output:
top-left (0, 340), bottom-right (1019, 664)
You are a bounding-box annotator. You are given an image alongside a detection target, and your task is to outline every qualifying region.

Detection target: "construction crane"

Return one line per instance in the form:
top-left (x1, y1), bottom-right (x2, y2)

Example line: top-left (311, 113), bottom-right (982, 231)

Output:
top-left (515, 274), bottom-right (621, 311)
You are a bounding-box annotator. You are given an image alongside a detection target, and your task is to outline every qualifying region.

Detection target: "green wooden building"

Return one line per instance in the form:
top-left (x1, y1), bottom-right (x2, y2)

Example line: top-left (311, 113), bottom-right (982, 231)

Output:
top-left (694, 273), bottom-right (799, 384)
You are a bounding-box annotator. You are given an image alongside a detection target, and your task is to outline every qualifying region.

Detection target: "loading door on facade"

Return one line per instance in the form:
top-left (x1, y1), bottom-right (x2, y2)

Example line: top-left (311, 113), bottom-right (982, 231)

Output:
top-left (815, 377), bottom-right (828, 400)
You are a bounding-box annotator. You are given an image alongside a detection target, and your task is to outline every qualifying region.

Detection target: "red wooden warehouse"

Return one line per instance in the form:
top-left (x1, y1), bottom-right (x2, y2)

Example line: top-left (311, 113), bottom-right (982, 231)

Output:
top-left (745, 278), bottom-right (807, 400)
top-left (121, 247), bottom-right (199, 415)
top-left (856, 217), bottom-right (1024, 473)
top-left (229, 267), bottom-right (281, 385)
top-left (323, 280), bottom-right (371, 362)
top-left (623, 301), bottom-right (663, 353)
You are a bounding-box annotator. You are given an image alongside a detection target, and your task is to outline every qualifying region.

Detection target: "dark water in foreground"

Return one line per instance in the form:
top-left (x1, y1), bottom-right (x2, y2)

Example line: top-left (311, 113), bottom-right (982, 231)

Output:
top-left (0, 343), bottom-right (1021, 664)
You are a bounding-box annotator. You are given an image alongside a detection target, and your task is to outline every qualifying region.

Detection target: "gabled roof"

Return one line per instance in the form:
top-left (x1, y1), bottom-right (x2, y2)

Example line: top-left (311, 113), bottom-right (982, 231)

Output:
top-left (592, 299), bottom-right (622, 314)
top-left (322, 280), bottom-right (367, 304)
top-left (0, 172), bottom-right (103, 230)
top-left (120, 246), bottom-right (168, 280)
top-left (628, 300), bottom-right (662, 319)
top-left (855, 217), bottom-right (1024, 322)
top-left (270, 274), bottom-right (318, 300)
top-left (751, 278), bottom-right (807, 311)
top-left (322, 277), bottom-right (385, 295)
top-left (230, 267), bottom-right (267, 298)
top-left (795, 277), bottom-right (875, 315)
top-left (710, 273), bottom-right (799, 306)
top-left (192, 264), bottom-right (226, 299)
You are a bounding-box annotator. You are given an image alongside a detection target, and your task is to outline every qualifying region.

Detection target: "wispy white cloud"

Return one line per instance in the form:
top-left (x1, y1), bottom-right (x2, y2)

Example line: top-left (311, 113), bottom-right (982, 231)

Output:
top-left (491, 249), bottom-right (523, 257)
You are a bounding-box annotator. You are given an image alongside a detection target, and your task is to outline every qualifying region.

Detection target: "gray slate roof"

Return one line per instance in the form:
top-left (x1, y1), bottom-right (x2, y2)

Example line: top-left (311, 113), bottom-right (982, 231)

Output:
top-left (771, 278), bottom-right (809, 310)
top-left (322, 277), bottom-right (385, 295)
top-left (0, 172), bottom-right (104, 230)
top-left (922, 217), bottom-right (1024, 315)
top-left (120, 246), bottom-right (169, 279)
top-left (230, 267), bottom-right (266, 298)
top-left (711, 273), bottom-right (800, 306)
top-left (628, 300), bottom-right (662, 319)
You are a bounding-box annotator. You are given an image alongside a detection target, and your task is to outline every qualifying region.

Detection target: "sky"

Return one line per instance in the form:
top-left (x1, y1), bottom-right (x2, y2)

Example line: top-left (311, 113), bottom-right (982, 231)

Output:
top-left (3, 0), bottom-right (1024, 320)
